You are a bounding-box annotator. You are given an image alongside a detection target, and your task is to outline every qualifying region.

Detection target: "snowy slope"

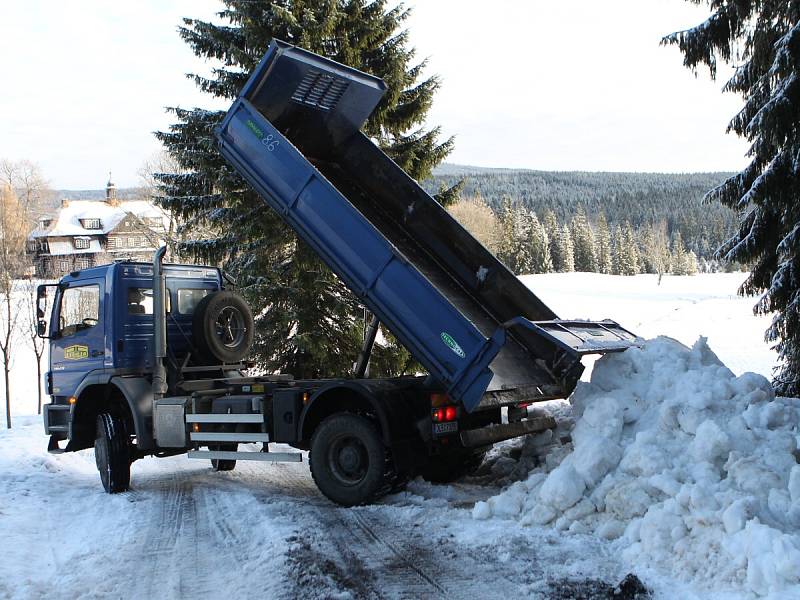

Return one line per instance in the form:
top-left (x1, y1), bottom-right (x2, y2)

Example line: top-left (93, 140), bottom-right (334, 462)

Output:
top-left (521, 272), bottom-right (776, 378)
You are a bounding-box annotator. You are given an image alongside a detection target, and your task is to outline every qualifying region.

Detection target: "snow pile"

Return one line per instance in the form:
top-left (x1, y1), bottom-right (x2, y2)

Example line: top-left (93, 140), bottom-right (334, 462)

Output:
top-left (473, 337), bottom-right (800, 597)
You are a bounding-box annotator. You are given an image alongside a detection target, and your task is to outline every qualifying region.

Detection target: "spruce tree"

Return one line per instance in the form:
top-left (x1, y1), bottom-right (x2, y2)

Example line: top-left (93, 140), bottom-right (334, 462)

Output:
top-left (671, 230), bottom-right (689, 276)
top-left (156, 1), bottom-right (455, 377)
top-left (509, 205), bottom-right (532, 274)
top-left (665, 1), bottom-right (800, 393)
top-left (595, 213), bottom-right (612, 274)
top-left (570, 206), bottom-right (596, 272)
top-left (619, 222), bottom-right (639, 276)
top-left (611, 224), bottom-right (622, 275)
top-left (558, 224), bottom-right (575, 273)
top-left (527, 211), bottom-right (553, 274)
top-left (497, 197), bottom-right (518, 271)
top-left (542, 209), bottom-right (563, 271)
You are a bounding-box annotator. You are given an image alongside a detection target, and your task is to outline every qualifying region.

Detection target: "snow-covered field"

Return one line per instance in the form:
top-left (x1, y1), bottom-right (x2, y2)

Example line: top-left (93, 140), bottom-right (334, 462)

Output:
top-left (2, 273), bottom-right (795, 599)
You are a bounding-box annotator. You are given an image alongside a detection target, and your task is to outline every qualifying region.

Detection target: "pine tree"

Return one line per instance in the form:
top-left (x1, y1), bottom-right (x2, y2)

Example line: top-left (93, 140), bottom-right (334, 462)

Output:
top-left (595, 213), bottom-right (612, 274)
top-left (558, 224), bottom-right (575, 273)
top-left (665, 1), bottom-right (800, 394)
top-left (671, 230), bottom-right (689, 276)
top-left (509, 205), bottom-right (532, 274)
top-left (527, 211), bottom-right (553, 274)
top-left (570, 206), bottom-right (596, 272)
top-left (542, 209), bottom-right (562, 270)
top-left (686, 250), bottom-right (699, 275)
top-left (156, 1), bottom-right (454, 377)
top-left (611, 224), bottom-right (622, 275)
top-left (497, 197), bottom-right (518, 271)
top-left (619, 221), bottom-right (639, 276)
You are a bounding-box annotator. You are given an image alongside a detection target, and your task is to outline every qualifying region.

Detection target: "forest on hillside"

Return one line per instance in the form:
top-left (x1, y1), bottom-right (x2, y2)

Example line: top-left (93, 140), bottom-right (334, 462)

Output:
top-left (425, 167), bottom-right (739, 272)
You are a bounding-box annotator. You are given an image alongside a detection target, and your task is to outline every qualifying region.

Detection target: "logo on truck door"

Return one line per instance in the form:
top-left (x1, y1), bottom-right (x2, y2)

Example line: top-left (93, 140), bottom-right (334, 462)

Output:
top-left (64, 345), bottom-right (89, 360)
top-left (440, 332), bottom-right (465, 358)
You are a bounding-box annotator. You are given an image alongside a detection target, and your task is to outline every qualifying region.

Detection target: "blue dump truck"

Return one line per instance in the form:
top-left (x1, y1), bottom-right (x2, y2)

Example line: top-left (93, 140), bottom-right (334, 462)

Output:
top-left (39, 41), bottom-right (637, 506)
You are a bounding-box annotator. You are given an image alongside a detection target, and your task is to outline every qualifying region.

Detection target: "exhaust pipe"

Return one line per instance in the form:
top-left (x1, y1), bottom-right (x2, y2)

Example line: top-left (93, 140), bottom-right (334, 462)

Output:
top-left (152, 246), bottom-right (168, 401)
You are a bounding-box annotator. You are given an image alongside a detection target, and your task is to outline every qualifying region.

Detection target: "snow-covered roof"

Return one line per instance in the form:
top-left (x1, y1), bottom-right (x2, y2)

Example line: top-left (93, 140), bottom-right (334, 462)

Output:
top-left (46, 239), bottom-right (103, 256)
top-left (29, 200), bottom-right (168, 239)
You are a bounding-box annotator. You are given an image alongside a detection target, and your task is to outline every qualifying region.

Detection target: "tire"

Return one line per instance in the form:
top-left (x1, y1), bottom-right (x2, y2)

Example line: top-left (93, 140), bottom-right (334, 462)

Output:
top-left (95, 413), bottom-right (131, 493)
top-left (309, 413), bottom-right (387, 507)
top-left (192, 291), bottom-right (254, 364)
top-left (421, 450), bottom-right (487, 484)
top-left (210, 443), bottom-right (237, 472)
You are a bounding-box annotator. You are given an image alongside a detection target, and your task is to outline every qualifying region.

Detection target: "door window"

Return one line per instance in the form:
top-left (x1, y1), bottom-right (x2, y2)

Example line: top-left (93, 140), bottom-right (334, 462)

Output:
top-left (58, 285), bottom-right (100, 337)
top-left (177, 288), bottom-right (210, 314)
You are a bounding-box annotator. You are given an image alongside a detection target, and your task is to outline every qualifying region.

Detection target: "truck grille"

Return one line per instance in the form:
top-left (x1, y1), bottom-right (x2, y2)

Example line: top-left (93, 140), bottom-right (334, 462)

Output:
top-left (291, 70), bottom-right (348, 111)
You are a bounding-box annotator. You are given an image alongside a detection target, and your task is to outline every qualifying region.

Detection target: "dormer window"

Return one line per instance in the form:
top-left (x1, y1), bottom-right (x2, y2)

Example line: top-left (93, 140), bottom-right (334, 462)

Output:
top-left (81, 218), bottom-right (101, 230)
top-left (39, 218), bottom-right (52, 228)
top-left (74, 237), bottom-right (91, 250)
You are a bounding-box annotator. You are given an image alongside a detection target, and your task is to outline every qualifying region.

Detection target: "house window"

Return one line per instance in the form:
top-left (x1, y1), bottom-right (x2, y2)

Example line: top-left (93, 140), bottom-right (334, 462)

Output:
top-left (127, 236), bottom-right (135, 248)
top-left (59, 260), bottom-right (69, 272)
top-left (39, 239), bottom-right (49, 251)
top-left (74, 237), bottom-right (91, 250)
top-left (27, 240), bottom-right (37, 252)
top-left (82, 218), bottom-right (101, 229)
top-left (75, 258), bottom-right (90, 270)
top-left (107, 237), bottom-right (116, 249)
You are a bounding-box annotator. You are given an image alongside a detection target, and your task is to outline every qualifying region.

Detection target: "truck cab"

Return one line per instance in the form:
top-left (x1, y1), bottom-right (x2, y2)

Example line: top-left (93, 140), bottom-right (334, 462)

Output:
top-left (42, 261), bottom-right (225, 453)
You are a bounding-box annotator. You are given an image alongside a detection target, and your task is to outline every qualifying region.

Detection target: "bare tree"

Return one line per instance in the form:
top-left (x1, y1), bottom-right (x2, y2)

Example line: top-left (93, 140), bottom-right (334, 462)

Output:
top-left (22, 279), bottom-right (47, 414)
top-left (0, 159), bottom-right (53, 220)
top-left (137, 151), bottom-right (185, 257)
top-left (0, 160), bottom-right (50, 426)
top-left (447, 195), bottom-right (501, 253)
top-left (0, 184), bottom-right (29, 427)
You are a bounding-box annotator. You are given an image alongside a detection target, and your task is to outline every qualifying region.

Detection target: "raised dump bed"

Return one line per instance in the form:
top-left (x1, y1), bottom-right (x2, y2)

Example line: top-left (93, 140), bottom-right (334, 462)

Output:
top-left (215, 40), bottom-right (637, 412)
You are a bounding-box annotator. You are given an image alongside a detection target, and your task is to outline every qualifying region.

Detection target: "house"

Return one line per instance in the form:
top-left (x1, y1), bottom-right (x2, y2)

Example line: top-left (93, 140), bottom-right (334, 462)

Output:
top-left (28, 176), bottom-right (171, 278)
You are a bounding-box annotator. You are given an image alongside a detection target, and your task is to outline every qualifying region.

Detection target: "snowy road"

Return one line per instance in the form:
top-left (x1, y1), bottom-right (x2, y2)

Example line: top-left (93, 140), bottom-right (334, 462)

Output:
top-left (3, 417), bottom-right (645, 600)
top-left (2, 273), bottom-right (783, 599)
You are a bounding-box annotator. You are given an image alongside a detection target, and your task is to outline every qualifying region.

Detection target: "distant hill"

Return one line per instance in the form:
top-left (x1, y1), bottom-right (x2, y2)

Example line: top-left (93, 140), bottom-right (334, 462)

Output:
top-left (425, 164), bottom-right (737, 259)
top-left (53, 188), bottom-right (144, 204)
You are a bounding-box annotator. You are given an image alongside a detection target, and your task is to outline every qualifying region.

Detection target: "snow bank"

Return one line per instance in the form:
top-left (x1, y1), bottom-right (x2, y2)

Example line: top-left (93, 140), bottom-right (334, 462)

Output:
top-left (473, 337), bottom-right (800, 597)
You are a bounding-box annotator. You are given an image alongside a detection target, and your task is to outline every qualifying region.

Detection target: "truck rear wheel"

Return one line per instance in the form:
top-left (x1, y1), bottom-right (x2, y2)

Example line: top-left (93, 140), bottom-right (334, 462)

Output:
top-left (95, 412), bottom-right (131, 493)
top-left (193, 291), bottom-right (254, 364)
top-left (310, 413), bottom-right (387, 506)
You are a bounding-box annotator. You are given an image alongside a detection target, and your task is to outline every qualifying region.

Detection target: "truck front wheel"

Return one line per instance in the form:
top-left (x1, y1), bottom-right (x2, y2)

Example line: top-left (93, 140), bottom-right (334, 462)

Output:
top-left (309, 413), bottom-right (387, 506)
top-left (94, 413), bottom-right (131, 493)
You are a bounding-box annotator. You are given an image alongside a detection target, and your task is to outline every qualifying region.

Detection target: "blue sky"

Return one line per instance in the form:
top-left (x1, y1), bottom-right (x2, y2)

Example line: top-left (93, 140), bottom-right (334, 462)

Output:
top-left (0, 1), bottom-right (748, 189)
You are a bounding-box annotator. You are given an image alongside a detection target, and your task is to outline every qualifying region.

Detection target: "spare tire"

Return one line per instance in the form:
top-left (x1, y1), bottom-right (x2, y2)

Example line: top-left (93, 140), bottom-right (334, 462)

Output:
top-left (192, 291), bottom-right (254, 363)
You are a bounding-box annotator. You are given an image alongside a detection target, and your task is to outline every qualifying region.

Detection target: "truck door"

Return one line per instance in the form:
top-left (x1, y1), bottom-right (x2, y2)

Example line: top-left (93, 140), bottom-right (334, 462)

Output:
top-left (50, 279), bottom-right (106, 398)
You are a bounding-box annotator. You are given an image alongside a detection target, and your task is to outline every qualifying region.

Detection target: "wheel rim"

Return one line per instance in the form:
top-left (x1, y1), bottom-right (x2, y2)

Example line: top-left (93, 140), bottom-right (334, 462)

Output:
top-left (327, 435), bottom-right (369, 486)
top-left (215, 306), bottom-right (247, 348)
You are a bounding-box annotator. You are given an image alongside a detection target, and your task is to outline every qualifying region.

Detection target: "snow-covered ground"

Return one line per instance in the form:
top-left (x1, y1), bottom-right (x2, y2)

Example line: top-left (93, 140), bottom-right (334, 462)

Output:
top-left (1, 273), bottom-right (794, 599)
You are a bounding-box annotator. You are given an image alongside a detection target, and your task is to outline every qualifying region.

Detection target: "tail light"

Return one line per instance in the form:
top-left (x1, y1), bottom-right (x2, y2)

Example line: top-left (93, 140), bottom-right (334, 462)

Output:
top-left (432, 405), bottom-right (458, 422)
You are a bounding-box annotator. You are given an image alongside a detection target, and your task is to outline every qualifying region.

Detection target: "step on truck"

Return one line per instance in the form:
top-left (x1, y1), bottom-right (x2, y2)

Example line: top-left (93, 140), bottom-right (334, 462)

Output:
top-left (40, 41), bottom-right (638, 506)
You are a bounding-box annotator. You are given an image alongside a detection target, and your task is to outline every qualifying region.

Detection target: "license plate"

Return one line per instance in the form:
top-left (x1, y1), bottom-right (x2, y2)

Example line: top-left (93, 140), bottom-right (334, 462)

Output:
top-left (433, 421), bottom-right (458, 435)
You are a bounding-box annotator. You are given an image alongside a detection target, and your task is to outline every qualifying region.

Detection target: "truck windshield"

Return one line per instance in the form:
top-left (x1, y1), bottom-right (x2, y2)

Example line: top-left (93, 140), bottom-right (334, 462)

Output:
top-left (58, 285), bottom-right (100, 336)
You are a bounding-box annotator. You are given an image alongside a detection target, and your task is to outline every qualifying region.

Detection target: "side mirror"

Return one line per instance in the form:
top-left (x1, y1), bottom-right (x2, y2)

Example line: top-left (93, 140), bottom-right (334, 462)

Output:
top-left (36, 284), bottom-right (58, 339)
